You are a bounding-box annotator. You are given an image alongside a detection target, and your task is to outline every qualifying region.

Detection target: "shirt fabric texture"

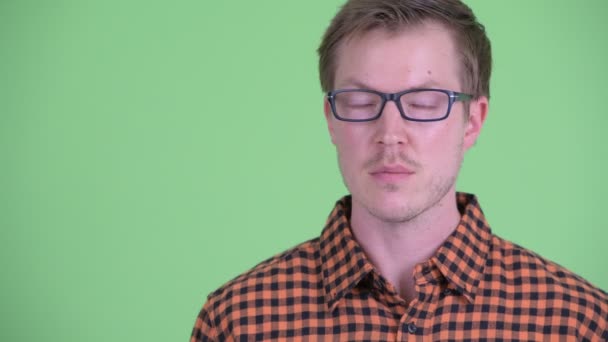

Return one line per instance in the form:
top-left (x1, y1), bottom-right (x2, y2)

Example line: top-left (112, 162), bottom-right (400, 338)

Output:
top-left (191, 193), bottom-right (608, 341)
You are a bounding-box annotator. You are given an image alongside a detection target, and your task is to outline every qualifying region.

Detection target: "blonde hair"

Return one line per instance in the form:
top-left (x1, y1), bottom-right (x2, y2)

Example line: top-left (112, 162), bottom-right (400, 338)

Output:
top-left (317, 0), bottom-right (492, 99)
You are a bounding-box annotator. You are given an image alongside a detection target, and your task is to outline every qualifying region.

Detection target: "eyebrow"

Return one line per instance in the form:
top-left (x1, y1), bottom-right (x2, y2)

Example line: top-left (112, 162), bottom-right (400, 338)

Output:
top-left (337, 78), bottom-right (442, 91)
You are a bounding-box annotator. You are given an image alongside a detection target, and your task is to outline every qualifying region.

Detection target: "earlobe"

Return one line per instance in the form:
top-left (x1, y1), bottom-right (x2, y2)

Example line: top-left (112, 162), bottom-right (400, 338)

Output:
top-left (463, 96), bottom-right (488, 151)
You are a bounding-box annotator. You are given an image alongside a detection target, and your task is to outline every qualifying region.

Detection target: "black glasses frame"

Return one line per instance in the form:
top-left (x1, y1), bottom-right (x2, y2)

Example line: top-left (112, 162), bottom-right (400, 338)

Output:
top-left (326, 88), bottom-right (473, 122)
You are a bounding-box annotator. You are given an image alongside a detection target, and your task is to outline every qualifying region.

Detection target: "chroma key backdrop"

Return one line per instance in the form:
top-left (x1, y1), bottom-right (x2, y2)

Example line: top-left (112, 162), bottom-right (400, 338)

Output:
top-left (1, 1), bottom-right (607, 341)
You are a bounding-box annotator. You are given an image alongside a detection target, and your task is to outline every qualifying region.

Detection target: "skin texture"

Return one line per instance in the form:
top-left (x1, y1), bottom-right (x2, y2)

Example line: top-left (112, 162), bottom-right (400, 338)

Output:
top-left (324, 21), bottom-right (488, 301)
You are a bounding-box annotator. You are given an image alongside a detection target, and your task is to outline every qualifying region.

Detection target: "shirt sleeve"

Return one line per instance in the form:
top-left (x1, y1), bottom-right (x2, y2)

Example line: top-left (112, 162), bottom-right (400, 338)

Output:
top-left (190, 300), bottom-right (217, 342)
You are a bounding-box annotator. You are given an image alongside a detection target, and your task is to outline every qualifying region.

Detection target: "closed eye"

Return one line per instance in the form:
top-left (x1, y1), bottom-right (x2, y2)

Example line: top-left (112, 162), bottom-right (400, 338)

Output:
top-left (346, 102), bottom-right (376, 108)
top-left (409, 102), bottom-right (439, 109)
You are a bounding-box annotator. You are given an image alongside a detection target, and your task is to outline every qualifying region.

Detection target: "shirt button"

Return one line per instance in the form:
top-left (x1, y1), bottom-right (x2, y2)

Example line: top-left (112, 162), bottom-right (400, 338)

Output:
top-left (443, 288), bottom-right (453, 296)
top-left (407, 322), bottom-right (417, 334)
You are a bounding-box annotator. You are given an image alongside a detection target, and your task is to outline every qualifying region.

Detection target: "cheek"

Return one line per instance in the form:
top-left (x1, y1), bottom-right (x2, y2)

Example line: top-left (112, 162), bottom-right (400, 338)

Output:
top-left (413, 124), bottom-right (465, 164)
top-left (334, 127), bottom-right (369, 168)
top-left (430, 128), bottom-right (465, 165)
top-left (334, 124), bottom-right (365, 150)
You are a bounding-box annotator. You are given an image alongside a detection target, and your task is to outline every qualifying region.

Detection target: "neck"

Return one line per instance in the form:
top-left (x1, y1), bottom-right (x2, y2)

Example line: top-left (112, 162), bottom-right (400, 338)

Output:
top-left (349, 190), bottom-right (461, 302)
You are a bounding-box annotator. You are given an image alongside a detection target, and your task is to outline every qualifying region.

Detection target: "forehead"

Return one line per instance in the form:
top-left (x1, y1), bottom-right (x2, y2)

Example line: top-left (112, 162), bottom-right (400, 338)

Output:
top-left (333, 21), bottom-right (461, 91)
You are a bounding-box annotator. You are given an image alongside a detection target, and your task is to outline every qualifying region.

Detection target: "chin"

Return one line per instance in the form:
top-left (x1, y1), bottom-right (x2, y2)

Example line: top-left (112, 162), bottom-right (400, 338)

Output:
top-left (369, 204), bottom-right (421, 223)
top-left (358, 188), bottom-right (423, 223)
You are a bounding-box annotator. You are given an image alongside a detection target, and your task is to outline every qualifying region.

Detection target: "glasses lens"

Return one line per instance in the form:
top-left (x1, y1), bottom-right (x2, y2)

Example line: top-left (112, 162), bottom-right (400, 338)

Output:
top-left (333, 91), bottom-right (383, 121)
top-left (400, 90), bottom-right (449, 120)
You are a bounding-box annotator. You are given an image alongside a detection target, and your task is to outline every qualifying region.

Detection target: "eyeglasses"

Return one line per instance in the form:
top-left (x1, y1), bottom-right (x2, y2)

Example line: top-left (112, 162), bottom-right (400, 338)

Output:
top-left (326, 88), bottom-right (473, 122)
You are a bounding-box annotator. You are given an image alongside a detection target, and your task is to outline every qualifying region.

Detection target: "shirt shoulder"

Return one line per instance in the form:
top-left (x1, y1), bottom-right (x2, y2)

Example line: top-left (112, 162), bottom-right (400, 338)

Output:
top-left (209, 237), bottom-right (321, 300)
top-left (487, 234), bottom-right (608, 338)
top-left (191, 237), bottom-right (323, 341)
top-left (490, 234), bottom-right (606, 297)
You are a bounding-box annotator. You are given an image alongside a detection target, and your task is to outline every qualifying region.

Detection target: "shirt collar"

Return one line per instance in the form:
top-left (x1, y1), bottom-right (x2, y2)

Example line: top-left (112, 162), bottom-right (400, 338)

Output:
top-left (319, 192), bottom-right (492, 310)
top-left (426, 192), bottom-right (492, 303)
top-left (319, 196), bottom-right (374, 312)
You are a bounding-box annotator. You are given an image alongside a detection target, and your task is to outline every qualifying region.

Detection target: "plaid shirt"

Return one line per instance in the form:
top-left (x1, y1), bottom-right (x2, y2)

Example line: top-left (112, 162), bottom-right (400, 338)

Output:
top-left (191, 193), bottom-right (608, 341)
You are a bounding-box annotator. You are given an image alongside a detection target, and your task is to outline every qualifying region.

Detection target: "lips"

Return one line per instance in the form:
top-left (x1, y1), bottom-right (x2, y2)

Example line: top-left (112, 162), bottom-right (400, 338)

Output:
top-left (369, 165), bottom-right (414, 182)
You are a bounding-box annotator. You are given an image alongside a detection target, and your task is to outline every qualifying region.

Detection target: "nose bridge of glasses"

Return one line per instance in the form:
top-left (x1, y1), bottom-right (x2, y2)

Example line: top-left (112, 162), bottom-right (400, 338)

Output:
top-left (375, 92), bottom-right (409, 145)
top-left (380, 92), bottom-right (403, 118)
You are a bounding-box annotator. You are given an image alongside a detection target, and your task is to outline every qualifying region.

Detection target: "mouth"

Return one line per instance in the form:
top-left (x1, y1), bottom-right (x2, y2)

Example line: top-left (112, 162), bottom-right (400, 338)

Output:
top-left (369, 165), bottom-right (415, 183)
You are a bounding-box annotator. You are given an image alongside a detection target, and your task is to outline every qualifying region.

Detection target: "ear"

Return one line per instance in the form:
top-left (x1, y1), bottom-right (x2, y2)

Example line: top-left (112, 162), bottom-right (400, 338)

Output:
top-left (463, 96), bottom-right (488, 151)
top-left (324, 98), bottom-right (337, 145)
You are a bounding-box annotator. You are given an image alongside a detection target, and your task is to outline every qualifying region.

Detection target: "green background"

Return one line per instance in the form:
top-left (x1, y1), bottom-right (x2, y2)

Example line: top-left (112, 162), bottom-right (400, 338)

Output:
top-left (1, 1), bottom-right (607, 341)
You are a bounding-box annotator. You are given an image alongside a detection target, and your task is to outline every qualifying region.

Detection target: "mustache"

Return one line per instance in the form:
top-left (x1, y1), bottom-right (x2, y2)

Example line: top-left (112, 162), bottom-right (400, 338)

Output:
top-left (363, 151), bottom-right (421, 170)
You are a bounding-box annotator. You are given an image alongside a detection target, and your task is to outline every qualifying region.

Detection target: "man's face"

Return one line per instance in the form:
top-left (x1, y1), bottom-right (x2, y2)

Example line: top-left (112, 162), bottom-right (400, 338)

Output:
top-left (324, 21), bottom-right (487, 223)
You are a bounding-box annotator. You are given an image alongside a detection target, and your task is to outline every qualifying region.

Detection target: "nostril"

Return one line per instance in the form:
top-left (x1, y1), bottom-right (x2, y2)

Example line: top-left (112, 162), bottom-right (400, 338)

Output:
top-left (377, 134), bottom-right (406, 146)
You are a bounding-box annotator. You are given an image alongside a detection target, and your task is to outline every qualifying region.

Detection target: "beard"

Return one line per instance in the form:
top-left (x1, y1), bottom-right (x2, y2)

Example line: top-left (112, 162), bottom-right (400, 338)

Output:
top-left (367, 169), bottom-right (457, 224)
top-left (340, 146), bottom-right (463, 225)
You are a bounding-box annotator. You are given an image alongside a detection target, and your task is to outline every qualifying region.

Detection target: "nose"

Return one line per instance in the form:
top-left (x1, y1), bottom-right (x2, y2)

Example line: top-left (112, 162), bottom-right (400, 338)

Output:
top-left (375, 100), bottom-right (408, 146)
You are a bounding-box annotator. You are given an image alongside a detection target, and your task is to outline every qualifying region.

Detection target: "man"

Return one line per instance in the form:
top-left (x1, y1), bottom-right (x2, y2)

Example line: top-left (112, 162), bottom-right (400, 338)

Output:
top-left (191, 0), bottom-right (607, 340)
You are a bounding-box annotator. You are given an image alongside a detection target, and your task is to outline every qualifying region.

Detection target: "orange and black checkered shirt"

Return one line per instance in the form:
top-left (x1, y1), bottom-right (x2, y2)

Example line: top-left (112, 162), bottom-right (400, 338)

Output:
top-left (191, 193), bottom-right (607, 341)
